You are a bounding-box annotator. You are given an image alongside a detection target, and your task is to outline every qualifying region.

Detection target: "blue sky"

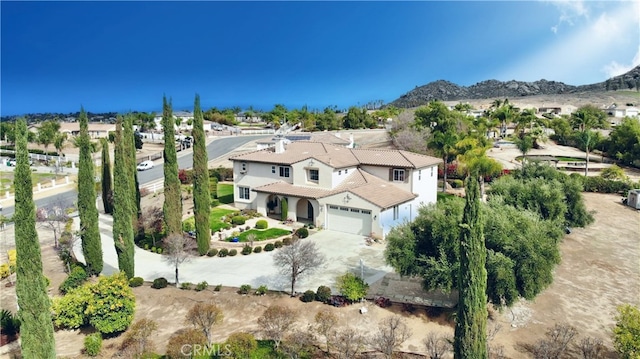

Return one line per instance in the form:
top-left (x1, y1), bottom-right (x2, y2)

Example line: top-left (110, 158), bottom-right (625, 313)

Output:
top-left (1, 1), bottom-right (639, 116)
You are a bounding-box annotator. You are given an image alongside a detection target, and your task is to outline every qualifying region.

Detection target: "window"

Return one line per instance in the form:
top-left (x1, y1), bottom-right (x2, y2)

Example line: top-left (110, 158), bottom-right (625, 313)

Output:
top-left (241, 162), bottom-right (246, 171)
top-left (419, 170), bottom-right (422, 180)
top-left (329, 205), bottom-right (339, 210)
top-left (239, 186), bottom-right (250, 200)
top-left (338, 170), bottom-right (342, 175)
top-left (309, 169), bottom-right (319, 182)
top-left (393, 169), bottom-right (405, 182)
top-left (393, 206), bottom-right (399, 220)
top-left (431, 167), bottom-right (434, 177)
top-left (361, 210), bottom-right (371, 215)
top-left (350, 208), bottom-right (360, 213)
top-left (279, 166), bottom-right (290, 178)
top-left (345, 169), bottom-right (348, 174)
top-left (272, 166), bottom-right (276, 174)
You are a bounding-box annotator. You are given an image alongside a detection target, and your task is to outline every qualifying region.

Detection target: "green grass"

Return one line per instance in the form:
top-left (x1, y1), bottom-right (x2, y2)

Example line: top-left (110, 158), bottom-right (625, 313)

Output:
top-left (554, 156), bottom-right (585, 162)
top-left (231, 228), bottom-right (292, 242)
top-left (217, 183), bottom-right (234, 204)
top-left (209, 208), bottom-right (236, 232)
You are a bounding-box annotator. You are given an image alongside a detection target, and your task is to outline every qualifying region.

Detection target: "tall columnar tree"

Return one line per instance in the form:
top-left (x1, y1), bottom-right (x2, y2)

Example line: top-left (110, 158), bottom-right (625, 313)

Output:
top-left (123, 115), bottom-right (141, 220)
top-left (192, 94), bottom-right (211, 255)
top-left (14, 119), bottom-right (57, 358)
top-left (78, 107), bottom-right (103, 275)
top-left (453, 176), bottom-right (488, 359)
top-left (163, 96), bottom-right (183, 236)
top-left (112, 117), bottom-right (135, 278)
top-left (100, 138), bottom-right (114, 214)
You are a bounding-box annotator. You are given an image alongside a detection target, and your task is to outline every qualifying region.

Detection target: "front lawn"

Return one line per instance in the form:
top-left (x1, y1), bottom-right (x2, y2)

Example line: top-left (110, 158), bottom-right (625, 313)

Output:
top-left (230, 228), bottom-right (292, 242)
top-left (217, 183), bottom-right (234, 204)
top-left (210, 208), bottom-right (237, 232)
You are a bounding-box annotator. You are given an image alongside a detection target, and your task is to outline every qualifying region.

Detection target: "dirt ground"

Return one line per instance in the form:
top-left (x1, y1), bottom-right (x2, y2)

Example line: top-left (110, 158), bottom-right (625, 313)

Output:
top-left (1, 191), bottom-right (637, 358)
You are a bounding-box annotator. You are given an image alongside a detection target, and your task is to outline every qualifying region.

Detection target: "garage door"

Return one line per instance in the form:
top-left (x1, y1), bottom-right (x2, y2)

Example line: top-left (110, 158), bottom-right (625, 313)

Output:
top-left (327, 205), bottom-right (372, 235)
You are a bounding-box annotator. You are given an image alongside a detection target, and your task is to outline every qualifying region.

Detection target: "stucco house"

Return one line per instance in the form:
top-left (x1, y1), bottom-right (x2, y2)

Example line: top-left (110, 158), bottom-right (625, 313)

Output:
top-left (229, 139), bottom-right (441, 237)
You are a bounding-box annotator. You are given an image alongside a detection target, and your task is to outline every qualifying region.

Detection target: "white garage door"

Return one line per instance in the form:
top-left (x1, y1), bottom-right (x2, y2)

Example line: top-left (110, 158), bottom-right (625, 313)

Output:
top-left (327, 205), bottom-right (372, 235)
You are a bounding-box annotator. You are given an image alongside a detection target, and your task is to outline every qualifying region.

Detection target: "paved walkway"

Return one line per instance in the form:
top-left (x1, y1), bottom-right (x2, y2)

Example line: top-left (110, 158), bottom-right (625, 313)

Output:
top-left (72, 212), bottom-right (393, 293)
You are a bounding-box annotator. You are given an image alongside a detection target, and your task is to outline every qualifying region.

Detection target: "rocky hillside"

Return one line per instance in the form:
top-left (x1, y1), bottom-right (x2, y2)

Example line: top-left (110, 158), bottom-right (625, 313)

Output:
top-left (389, 65), bottom-right (640, 108)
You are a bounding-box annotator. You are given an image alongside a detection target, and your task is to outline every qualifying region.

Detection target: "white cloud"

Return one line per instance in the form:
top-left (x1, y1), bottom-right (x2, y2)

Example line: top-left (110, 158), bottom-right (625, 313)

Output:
top-left (603, 47), bottom-right (640, 78)
top-left (498, 1), bottom-right (640, 84)
top-left (545, 0), bottom-right (590, 33)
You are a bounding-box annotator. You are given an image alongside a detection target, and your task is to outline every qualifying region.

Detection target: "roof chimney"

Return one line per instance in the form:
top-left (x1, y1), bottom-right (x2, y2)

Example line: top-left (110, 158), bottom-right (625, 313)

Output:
top-left (275, 138), bottom-right (285, 154)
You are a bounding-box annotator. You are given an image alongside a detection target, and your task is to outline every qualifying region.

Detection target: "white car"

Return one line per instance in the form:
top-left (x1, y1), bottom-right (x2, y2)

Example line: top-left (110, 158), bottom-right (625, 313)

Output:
top-left (136, 160), bottom-right (154, 171)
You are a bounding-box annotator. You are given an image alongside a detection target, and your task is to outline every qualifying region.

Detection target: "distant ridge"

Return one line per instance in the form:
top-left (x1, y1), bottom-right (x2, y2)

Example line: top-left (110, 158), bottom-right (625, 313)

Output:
top-left (389, 66), bottom-right (640, 108)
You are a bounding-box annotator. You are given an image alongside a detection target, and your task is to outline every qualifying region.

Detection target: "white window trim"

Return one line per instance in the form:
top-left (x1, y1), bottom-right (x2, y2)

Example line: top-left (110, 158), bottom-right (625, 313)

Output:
top-left (279, 166), bottom-right (290, 178)
top-left (393, 169), bottom-right (405, 182)
top-left (239, 186), bottom-right (250, 200)
top-left (309, 169), bottom-right (319, 182)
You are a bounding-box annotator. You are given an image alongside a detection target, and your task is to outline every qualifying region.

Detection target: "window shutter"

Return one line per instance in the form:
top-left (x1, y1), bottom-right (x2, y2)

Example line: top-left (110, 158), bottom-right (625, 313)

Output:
top-left (389, 168), bottom-right (393, 181)
top-left (404, 169), bottom-right (409, 183)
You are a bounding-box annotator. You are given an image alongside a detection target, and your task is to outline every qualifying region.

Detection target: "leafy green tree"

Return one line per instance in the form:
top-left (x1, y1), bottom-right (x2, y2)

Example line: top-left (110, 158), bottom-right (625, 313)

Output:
top-left (612, 304), bottom-right (640, 359)
top-left (225, 332), bottom-right (257, 359)
top-left (192, 94), bottom-right (210, 255)
top-left (112, 117), bottom-right (135, 278)
top-left (549, 115), bottom-right (573, 145)
top-left (53, 132), bottom-right (67, 156)
top-left (77, 107), bottom-right (103, 275)
top-left (315, 106), bottom-right (341, 131)
top-left (163, 96), bottom-right (183, 236)
top-left (52, 272), bottom-right (135, 335)
top-left (280, 197), bottom-right (288, 221)
top-left (343, 106), bottom-right (375, 129)
top-left (337, 272), bottom-right (369, 302)
top-left (604, 117), bottom-right (640, 166)
top-left (570, 105), bottom-right (609, 176)
top-left (13, 119), bottom-right (57, 358)
top-left (37, 119), bottom-right (60, 153)
top-left (0, 121), bottom-right (15, 144)
top-left (454, 177), bottom-right (487, 359)
top-left (455, 137), bottom-right (502, 199)
top-left (100, 138), bottom-right (114, 214)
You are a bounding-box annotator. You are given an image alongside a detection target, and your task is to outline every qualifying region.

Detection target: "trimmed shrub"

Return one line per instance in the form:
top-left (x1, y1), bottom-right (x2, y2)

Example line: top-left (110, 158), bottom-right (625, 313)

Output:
top-left (274, 240), bottom-right (283, 248)
top-left (316, 285), bottom-right (332, 303)
top-left (264, 243), bottom-right (275, 252)
top-left (214, 284), bottom-right (222, 291)
top-left (231, 216), bottom-right (246, 225)
top-left (241, 245), bottom-right (252, 255)
top-left (195, 281), bottom-right (208, 292)
top-left (59, 266), bottom-right (88, 294)
top-left (182, 217), bottom-right (195, 232)
top-left (207, 248), bottom-right (218, 257)
top-left (255, 219), bottom-right (268, 229)
top-left (155, 247), bottom-right (163, 254)
top-left (239, 284), bottom-right (251, 295)
top-left (151, 277), bottom-right (168, 289)
top-left (282, 237), bottom-right (293, 246)
top-left (128, 277), bottom-right (144, 288)
top-left (451, 179), bottom-right (464, 188)
top-left (301, 290), bottom-right (316, 303)
top-left (295, 227), bottom-right (309, 239)
top-left (255, 285), bottom-right (268, 295)
top-left (218, 248), bottom-right (229, 257)
top-left (84, 333), bottom-right (102, 357)
top-left (228, 249), bottom-right (238, 256)
top-left (180, 282), bottom-right (192, 290)
top-left (253, 246), bottom-right (262, 253)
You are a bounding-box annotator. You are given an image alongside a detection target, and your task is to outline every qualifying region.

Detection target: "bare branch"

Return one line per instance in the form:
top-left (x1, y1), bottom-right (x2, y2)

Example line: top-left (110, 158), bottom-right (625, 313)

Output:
top-left (423, 332), bottom-right (452, 359)
top-left (273, 238), bottom-right (326, 296)
top-left (370, 315), bottom-right (413, 359)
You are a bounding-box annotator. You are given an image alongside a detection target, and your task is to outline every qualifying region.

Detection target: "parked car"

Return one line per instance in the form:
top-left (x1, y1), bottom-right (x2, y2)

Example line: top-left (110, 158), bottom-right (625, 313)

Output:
top-left (136, 160), bottom-right (154, 171)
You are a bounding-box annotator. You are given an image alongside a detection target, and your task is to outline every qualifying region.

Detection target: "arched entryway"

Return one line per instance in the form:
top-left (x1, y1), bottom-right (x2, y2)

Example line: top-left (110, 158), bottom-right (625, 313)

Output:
top-left (296, 198), bottom-right (314, 224)
top-left (266, 194), bottom-right (281, 219)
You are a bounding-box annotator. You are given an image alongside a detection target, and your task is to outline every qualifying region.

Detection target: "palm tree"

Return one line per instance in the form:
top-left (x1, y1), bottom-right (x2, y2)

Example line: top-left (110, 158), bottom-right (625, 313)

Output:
top-left (514, 108), bottom-right (538, 135)
top-left (513, 134), bottom-right (534, 174)
top-left (428, 131), bottom-right (459, 192)
top-left (456, 137), bottom-right (502, 200)
top-left (570, 105), bottom-right (608, 176)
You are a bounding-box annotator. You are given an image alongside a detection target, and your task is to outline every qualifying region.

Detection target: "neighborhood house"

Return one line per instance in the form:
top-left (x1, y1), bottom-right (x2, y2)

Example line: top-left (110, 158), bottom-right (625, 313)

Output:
top-left (229, 139), bottom-right (441, 237)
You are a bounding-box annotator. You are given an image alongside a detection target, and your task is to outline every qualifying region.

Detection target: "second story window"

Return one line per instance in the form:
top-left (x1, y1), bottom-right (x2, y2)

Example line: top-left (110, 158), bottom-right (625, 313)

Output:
top-left (279, 166), bottom-right (290, 178)
top-left (241, 162), bottom-right (246, 171)
top-left (393, 169), bottom-right (405, 182)
top-left (309, 169), bottom-right (319, 182)
top-left (272, 166), bottom-right (276, 174)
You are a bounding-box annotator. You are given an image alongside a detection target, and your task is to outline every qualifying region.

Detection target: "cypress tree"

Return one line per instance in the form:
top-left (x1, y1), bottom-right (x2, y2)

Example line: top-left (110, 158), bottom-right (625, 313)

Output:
top-left (454, 176), bottom-right (488, 359)
top-left (78, 107), bottom-right (103, 275)
top-left (14, 119), bottom-right (56, 358)
top-left (163, 96), bottom-right (183, 236)
top-left (192, 94), bottom-right (211, 255)
top-left (123, 115), bottom-right (141, 219)
top-left (112, 117), bottom-right (135, 278)
top-left (101, 137), bottom-right (114, 214)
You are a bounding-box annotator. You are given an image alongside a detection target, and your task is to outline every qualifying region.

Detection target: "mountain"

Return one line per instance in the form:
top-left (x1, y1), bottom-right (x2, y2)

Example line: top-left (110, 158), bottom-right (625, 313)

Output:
top-left (389, 66), bottom-right (640, 108)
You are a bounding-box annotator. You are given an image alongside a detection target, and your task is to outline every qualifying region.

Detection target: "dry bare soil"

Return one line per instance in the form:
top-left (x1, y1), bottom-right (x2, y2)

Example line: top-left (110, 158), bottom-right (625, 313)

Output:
top-left (1, 192), bottom-right (638, 358)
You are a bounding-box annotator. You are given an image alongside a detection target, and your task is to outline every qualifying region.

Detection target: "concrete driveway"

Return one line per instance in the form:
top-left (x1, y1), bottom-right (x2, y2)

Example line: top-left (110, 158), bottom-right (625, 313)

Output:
top-left (75, 214), bottom-right (394, 294)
